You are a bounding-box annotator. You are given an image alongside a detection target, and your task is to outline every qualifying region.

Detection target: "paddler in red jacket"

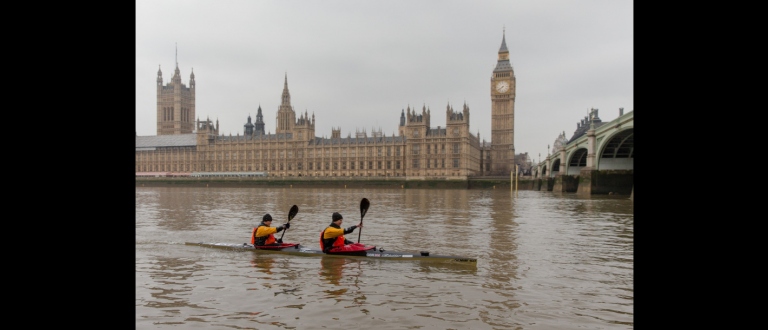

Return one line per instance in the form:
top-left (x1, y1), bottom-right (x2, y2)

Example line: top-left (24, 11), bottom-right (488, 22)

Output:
top-left (251, 213), bottom-right (290, 246)
top-left (320, 212), bottom-right (362, 253)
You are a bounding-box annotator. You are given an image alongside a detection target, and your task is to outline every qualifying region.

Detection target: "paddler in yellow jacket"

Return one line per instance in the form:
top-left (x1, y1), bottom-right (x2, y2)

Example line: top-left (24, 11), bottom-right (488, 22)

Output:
top-left (251, 213), bottom-right (290, 246)
top-left (321, 212), bottom-right (362, 252)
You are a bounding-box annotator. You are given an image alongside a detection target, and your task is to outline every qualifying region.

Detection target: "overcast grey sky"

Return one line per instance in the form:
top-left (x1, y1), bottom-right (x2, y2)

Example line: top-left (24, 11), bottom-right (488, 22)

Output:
top-left (136, 0), bottom-right (633, 163)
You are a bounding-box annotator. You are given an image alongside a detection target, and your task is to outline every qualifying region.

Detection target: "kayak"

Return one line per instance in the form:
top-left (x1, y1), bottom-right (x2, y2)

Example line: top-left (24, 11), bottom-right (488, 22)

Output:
top-left (184, 241), bottom-right (478, 264)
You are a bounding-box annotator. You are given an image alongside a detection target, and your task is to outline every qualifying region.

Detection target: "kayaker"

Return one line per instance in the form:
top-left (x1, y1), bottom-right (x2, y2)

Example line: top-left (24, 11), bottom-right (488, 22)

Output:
top-left (251, 213), bottom-right (290, 246)
top-left (320, 212), bottom-right (363, 253)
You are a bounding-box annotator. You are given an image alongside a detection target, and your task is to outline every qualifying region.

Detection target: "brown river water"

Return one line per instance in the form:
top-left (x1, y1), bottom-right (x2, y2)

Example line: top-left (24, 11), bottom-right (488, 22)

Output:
top-left (136, 186), bottom-right (633, 329)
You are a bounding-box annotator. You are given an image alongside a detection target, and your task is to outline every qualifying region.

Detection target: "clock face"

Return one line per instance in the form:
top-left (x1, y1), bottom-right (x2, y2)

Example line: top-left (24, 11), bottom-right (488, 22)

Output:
top-left (496, 81), bottom-right (509, 93)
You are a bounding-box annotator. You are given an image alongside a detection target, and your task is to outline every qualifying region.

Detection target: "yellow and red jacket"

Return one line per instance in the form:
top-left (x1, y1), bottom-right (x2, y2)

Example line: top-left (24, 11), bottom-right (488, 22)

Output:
top-left (320, 223), bottom-right (357, 252)
top-left (251, 222), bottom-right (281, 246)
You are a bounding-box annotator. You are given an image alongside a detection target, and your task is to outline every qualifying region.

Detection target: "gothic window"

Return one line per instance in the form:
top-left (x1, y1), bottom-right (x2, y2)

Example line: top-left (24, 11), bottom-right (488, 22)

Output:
top-left (412, 159), bottom-right (419, 168)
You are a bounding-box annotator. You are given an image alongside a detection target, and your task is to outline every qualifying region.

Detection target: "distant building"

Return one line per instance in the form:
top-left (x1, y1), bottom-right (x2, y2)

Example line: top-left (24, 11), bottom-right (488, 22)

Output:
top-left (156, 47), bottom-right (196, 135)
top-left (136, 31), bottom-right (518, 179)
top-left (489, 29), bottom-right (517, 175)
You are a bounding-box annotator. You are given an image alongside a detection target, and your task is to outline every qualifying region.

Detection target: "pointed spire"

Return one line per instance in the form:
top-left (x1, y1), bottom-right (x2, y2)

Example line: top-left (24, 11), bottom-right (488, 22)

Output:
top-left (499, 28), bottom-right (508, 53)
top-left (175, 42), bottom-right (178, 68)
top-left (281, 73), bottom-right (291, 106)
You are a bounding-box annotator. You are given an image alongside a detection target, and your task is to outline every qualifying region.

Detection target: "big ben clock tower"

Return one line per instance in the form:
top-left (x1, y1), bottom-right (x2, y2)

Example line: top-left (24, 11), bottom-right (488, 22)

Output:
top-left (490, 29), bottom-right (516, 175)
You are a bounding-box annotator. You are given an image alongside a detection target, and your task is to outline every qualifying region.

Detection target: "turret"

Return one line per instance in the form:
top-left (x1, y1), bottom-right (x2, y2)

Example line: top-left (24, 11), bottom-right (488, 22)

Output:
top-left (156, 65), bottom-right (162, 86)
top-left (189, 68), bottom-right (195, 89)
top-left (244, 115), bottom-right (254, 136)
top-left (255, 105), bottom-right (265, 136)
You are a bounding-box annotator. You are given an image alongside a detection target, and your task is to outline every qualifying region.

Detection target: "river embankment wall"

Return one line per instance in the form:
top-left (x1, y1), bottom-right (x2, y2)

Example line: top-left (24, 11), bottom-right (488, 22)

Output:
top-left (136, 171), bottom-right (632, 196)
top-left (135, 176), bottom-right (534, 190)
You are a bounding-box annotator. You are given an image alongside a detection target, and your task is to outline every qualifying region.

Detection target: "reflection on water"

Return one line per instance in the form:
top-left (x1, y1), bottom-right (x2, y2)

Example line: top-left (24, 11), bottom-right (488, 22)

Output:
top-left (319, 256), bottom-right (346, 286)
top-left (137, 187), bottom-right (633, 329)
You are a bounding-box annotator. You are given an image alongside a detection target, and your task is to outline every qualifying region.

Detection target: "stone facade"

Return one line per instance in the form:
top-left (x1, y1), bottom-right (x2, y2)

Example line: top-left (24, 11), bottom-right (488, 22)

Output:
top-left (156, 50), bottom-right (196, 135)
top-left (489, 29), bottom-right (516, 175)
top-left (136, 32), bottom-right (517, 179)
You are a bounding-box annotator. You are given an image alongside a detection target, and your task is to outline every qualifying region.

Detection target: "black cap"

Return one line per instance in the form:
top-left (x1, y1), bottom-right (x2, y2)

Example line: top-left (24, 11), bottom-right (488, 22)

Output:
top-left (332, 212), bottom-right (343, 221)
top-left (263, 214), bottom-right (272, 221)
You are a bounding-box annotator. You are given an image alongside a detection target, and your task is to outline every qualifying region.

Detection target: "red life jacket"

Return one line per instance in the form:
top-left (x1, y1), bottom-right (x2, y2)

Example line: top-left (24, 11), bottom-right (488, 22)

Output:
top-left (252, 226), bottom-right (276, 246)
top-left (319, 229), bottom-right (345, 252)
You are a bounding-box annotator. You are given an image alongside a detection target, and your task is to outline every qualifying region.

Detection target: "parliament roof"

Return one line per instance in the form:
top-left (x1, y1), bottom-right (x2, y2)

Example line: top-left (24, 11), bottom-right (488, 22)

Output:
top-left (136, 134), bottom-right (197, 150)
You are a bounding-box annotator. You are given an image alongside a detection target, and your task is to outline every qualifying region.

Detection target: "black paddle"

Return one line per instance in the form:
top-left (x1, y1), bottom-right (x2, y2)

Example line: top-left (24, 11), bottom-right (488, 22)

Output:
top-left (357, 198), bottom-right (369, 243)
top-left (278, 205), bottom-right (299, 243)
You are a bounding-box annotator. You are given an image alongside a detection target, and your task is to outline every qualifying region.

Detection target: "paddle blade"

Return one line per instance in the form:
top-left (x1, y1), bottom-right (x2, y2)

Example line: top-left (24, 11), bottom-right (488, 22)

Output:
top-left (288, 205), bottom-right (299, 221)
top-left (360, 198), bottom-right (369, 219)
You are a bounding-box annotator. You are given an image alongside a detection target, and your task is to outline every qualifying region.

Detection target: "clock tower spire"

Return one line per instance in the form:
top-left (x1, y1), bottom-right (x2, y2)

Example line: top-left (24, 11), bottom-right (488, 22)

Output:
top-left (490, 28), bottom-right (516, 175)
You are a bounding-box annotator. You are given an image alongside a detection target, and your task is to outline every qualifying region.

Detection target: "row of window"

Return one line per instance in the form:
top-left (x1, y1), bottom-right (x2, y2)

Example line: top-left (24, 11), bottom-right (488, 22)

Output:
top-left (138, 144), bottom-right (462, 161)
top-left (161, 107), bottom-right (193, 122)
top-left (412, 159), bottom-right (460, 168)
top-left (137, 157), bottom-right (462, 172)
top-left (411, 144), bottom-right (460, 155)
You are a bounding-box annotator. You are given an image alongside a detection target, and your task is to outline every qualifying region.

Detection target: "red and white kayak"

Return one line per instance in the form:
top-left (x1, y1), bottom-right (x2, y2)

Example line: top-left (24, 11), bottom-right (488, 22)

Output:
top-left (185, 241), bottom-right (477, 264)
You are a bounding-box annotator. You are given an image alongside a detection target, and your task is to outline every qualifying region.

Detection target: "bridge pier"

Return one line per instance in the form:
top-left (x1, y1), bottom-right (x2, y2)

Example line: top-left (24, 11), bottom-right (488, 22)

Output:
top-left (553, 175), bottom-right (579, 193)
top-left (576, 169), bottom-right (594, 197)
top-left (576, 169), bottom-right (634, 196)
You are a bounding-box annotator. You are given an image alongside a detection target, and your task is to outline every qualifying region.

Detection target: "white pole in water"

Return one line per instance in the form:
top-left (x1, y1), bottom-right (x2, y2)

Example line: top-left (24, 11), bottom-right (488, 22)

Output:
top-left (515, 165), bottom-right (519, 197)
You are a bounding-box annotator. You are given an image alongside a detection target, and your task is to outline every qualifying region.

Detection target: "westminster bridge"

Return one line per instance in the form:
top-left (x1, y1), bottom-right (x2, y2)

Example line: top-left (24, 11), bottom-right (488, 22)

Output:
top-left (528, 108), bottom-right (634, 197)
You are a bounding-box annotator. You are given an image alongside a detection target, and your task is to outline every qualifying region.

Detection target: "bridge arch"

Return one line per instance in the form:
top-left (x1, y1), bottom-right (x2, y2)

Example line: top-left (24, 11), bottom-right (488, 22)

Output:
top-left (550, 159), bottom-right (561, 178)
top-left (596, 128), bottom-right (633, 170)
top-left (566, 147), bottom-right (588, 175)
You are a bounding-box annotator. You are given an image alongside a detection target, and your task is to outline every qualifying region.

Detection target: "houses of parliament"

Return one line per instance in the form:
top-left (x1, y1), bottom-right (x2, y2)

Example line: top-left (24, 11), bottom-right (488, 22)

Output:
top-left (135, 32), bottom-right (528, 179)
